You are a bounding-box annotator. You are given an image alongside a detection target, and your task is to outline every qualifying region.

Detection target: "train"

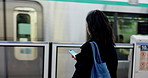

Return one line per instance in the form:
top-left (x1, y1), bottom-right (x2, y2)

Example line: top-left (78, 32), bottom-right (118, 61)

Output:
top-left (0, 0), bottom-right (148, 78)
top-left (0, 0), bottom-right (148, 42)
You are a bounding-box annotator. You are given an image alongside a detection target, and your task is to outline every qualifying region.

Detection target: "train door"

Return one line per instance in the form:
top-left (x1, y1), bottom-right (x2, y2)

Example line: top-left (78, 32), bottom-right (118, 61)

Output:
top-left (4, 1), bottom-right (43, 78)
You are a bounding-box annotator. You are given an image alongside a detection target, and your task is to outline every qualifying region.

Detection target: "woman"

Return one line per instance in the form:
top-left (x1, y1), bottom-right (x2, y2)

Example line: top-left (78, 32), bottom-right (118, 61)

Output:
top-left (72, 10), bottom-right (118, 78)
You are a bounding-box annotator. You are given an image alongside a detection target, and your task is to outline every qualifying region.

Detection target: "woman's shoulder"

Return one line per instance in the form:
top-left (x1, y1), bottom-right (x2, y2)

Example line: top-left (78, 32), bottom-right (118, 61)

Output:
top-left (80, 40), bottom-right (114, 49)
top-left (80, 41), bottom-right (91, 49)
top-left (80, 40), bottom-right (100, 49)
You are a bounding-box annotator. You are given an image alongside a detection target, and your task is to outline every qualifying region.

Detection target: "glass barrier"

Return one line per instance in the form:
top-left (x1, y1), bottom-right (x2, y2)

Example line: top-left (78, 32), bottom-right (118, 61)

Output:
top-left (0, 42), bottom-right (133, 78)
top-left (51, 43), bottom-right (133, 78)
top-left (0, 42), bottom-right (49, 78)
top-left (116, 49), bottom-right (132, 60)
top-left (57, 47), bottom-right (80, 78)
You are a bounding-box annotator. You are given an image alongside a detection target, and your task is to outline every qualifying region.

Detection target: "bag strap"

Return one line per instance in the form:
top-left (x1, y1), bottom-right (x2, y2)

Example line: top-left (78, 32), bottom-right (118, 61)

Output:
top-left (90, 41), bottom-right (103, 63)
top-left (92, 41), bottom-right (103, 63)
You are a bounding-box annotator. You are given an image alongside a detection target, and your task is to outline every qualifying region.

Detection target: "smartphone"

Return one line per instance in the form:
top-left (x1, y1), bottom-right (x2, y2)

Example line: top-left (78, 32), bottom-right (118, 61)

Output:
top-left (68, 50), bottom-right (78, 58)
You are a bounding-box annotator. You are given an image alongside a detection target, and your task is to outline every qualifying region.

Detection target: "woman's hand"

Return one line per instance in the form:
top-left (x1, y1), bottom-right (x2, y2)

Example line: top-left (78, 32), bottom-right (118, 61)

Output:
top-left (71, 55), bottom-right (76, 60)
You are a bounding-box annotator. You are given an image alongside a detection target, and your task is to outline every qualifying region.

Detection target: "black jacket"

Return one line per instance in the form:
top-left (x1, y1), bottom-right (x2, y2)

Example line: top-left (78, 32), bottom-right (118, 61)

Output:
top-left (72, 41), bottom-right (118, 78)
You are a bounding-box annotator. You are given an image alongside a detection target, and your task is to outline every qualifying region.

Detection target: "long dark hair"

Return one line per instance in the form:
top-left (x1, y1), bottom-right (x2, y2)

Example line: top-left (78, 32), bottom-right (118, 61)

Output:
top-left (86, 10), bottom-right (115, 45)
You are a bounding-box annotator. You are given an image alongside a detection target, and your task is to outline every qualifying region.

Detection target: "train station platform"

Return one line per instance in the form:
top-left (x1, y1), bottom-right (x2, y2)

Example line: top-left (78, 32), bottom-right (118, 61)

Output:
top-left (0, 35), bottom-right (148, 78)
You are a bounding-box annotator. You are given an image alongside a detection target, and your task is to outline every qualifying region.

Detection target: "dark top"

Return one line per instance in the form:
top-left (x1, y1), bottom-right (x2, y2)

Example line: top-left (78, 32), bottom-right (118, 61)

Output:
top-left (72, 40), bottom-right (118, 78)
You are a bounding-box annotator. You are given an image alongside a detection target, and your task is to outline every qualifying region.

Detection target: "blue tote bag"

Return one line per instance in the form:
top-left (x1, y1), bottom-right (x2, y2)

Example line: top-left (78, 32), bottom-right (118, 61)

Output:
top-left (90, 41), bottom-right (111, 78)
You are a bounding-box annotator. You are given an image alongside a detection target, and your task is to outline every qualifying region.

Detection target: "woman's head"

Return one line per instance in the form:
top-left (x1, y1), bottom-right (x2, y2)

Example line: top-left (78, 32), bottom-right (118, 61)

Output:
top-left (86, 10), bottom-right (114, 44)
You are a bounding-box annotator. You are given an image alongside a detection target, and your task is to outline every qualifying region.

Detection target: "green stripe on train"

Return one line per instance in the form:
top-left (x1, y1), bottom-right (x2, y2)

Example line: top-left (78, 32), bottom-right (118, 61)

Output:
top-left (44, 0), bottom-right (148, 7)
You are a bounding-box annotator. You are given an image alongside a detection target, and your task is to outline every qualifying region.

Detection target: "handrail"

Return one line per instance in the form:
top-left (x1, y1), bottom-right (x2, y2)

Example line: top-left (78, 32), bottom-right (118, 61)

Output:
top-left (115, 43), bottom-right (134, 49)
top-left (0, 41), bottom-right (134, 49)
top-left (0, 41), bottom-right (49, 46)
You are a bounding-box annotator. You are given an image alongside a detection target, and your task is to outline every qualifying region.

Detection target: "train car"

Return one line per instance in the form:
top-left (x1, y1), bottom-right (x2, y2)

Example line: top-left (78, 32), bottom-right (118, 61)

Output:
top-left (0, 0), bottom-right (148, 78)
top-left (0, 0), bottom-right (148, 42)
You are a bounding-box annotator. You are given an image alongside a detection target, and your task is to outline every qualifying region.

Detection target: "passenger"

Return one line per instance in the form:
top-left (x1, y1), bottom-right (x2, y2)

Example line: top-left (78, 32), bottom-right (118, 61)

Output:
top-left (118, 34), bottom-right (124, 43)
top-left (72, 10), bottom-right (118, 78)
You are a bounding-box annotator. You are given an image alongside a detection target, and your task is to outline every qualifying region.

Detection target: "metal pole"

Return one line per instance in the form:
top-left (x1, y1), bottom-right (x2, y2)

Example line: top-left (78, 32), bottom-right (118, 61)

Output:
top-left (115, 43), bottom-right (134, 49)
top-left (2, 0), bottom-right (8, 78)
top-left (3, 0), bottom-right (7, 41)
top-left (114, 13), bottom-right (118, 42)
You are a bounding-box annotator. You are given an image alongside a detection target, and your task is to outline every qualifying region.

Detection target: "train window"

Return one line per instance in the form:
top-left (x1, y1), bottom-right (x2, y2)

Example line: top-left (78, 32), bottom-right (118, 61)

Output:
top-left (138, 22), bottom-right (148, 34)
top-left (103, 12), bottom-right (148, 43)
top-left (17, 14), bottom-right (31, 41)
top-left (117, 13), bottom-right (148, 43)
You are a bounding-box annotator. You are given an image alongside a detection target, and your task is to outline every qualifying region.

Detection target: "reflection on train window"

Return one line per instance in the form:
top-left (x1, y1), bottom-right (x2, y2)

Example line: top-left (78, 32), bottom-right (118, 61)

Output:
top-left (0, 47), bottom-right (44, 78)
top-left (17, 14), bottom-right (31, 41)
top-left (116, 48), bottom-right (131, 60)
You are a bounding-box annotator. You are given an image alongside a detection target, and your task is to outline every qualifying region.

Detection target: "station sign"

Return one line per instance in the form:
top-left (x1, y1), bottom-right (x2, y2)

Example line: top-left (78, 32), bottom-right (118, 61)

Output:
top-left (139, 45), bottom-right (148, 71)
